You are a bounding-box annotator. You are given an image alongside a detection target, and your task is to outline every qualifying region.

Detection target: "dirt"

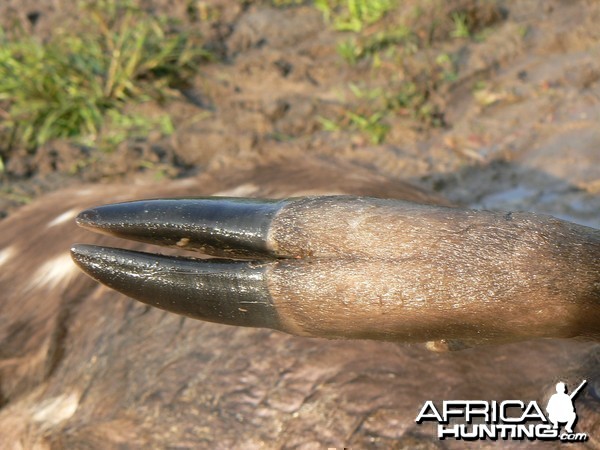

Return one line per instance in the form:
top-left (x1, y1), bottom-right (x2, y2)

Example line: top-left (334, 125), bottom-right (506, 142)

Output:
top-left (0, 0), bottom-right (598, 227)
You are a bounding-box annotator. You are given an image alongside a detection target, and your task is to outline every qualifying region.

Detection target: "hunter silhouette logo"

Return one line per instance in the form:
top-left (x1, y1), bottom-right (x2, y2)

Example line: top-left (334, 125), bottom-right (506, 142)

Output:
top-left (415, 380), bottom-right (589, 442)
top-left (546, 380), bottom-right (586, 434)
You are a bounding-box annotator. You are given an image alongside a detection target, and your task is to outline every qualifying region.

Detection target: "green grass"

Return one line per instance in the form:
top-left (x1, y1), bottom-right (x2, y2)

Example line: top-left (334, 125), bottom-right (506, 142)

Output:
top-left (0, 0), bottom-right (210, 151)
top-left (320, 45), bottom-right (454, 143)
top-left (346, 111), bottom-right (389, 143)
top-left (318, 0), bottom-right (494, 142)
top-left (337, 26), bottom-right (416, 65)
top-left (318, 110), bottom-right (388, 144)
top-left (450, 12), bottom-right (471, 39)
top-left (315, 0), bottom-right (396, 32)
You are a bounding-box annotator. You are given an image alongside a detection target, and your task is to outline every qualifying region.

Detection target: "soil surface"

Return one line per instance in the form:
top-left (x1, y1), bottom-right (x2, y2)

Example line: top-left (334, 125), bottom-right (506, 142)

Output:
top-left (1, 0), bottom-right (598, 228)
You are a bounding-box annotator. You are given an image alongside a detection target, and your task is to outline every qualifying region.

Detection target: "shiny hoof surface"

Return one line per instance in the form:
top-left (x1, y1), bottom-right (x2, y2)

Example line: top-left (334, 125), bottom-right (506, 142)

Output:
top-left (71, 197), bottom-right (298, 329)
top-left (70, 243), bottom-right (279, 329)
top-left (74, 197), bottom-right (290, 258)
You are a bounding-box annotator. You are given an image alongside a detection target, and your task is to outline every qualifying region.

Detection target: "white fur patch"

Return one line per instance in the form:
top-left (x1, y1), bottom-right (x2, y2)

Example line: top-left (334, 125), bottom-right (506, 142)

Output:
top-left (0, 246), bottom-right (15, 268)
top-left (213, 183), bottom-right (259, 197)
top-left (47, 209), bottom-right (79, 228)
top-left (76, 188), bottom-right (94, 196)
top-left (31, 253), bottom-right (78, 291)
top-left (173, 177), bottom-right (197, 188)
top-left (32, 392), bottom-right (80, 428)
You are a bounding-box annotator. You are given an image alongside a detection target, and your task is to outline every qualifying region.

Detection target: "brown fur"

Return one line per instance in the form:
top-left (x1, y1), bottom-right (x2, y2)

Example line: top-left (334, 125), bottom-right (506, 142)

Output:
top-left (0, 156), bottom-right (598, 448)
top-left (267, 197), bottom-right (599, 343)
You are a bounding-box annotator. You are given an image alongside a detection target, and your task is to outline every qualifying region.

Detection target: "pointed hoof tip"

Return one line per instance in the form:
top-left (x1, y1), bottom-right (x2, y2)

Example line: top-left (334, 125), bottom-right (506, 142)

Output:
top-left (70, 243), bottom-right (112, 277)
top-left (70, 244), bottom-right (281, 330)
top-left (75, 208), bottom-right (101, 229)
top-left (70, 243), bottom-right (95, 264)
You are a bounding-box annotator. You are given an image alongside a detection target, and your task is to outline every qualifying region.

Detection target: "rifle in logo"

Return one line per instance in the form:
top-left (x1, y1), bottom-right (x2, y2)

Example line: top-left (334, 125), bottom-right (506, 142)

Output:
top-left (570, 380), bottom-right (587, 400)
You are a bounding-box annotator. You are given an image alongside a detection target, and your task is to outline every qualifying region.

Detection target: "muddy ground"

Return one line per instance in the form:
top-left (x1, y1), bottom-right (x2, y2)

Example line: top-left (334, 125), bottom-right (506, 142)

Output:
top-left (0, 0), bottom-right (598, 229)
